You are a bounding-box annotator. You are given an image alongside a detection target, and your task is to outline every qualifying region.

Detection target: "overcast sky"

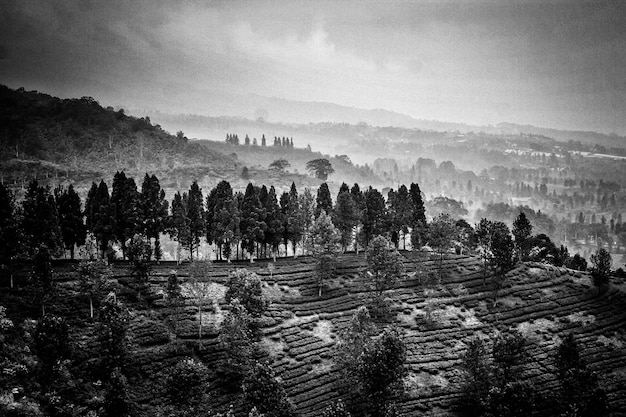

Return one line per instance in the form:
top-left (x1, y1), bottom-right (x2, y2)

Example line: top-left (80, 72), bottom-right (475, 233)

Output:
top-left (1, 0), bottom-right (625, 133)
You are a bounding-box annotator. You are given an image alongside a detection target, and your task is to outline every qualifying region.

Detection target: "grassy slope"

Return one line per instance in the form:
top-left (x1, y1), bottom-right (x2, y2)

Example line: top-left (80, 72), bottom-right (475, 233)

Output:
top-left (5, 254), bottom-right (626, 416)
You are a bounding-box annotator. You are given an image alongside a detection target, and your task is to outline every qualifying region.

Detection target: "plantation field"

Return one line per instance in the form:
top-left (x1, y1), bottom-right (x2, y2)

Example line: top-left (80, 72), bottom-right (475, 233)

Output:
top-left (4, 253), bottom-right (626, 416)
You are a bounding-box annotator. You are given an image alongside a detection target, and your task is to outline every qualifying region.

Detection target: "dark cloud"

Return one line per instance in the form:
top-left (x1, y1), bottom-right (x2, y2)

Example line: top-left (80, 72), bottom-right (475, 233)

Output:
top-left (0, 0), bottom-right (625, 133)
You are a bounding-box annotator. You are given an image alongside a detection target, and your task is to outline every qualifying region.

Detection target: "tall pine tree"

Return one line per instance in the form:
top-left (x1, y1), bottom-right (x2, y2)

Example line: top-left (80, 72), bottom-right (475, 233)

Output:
top-left (362, 187), bottom-right (386, 247)
top-left (184, 181), bottom-right (205, 260)
top-left (210, 180), bottom-right (239, 261)
top-left (168, 192), bottom-right (190, 262)
top-left (264, 186), bottom-right (283, 260)
top-left (333, 190), bottom-right (358, 252)
top-left (140, 174), bottom-right (168, 261)
top-left (55, 184), bottom-right (86, 259)
top-left (111, 172), bottom-right (140, 259)
top-left (409, 183), bottom-right (427, 249)
top-left (21, 180), bottom-right (63, 256)
top-left (316, 182), bottom-right (333, 217)
top-left (240, 183), bottom-right (266, 262)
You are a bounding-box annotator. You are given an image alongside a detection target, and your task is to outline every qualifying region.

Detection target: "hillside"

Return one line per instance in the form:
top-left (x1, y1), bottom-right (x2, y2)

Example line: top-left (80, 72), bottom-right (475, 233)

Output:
top-left (0, 86), bottom-right (381, 196)
top-left (3, 254), bottom-right (626, 416)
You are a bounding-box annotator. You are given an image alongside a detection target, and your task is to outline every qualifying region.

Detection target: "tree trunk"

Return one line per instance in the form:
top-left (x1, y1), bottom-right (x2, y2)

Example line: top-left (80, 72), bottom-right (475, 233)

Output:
top-left (89, 297), bottom-right (94, 319)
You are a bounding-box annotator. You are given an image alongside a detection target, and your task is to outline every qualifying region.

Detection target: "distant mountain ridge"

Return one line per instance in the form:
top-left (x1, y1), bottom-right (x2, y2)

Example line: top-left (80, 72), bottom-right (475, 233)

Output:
top-left (126, 93), bottom-right (626, 149)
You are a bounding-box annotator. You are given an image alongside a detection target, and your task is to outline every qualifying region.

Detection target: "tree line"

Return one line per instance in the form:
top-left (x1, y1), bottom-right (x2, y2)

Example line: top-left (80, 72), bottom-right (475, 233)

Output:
top-left (2, 174), bottom-right (612, 291)
top-left (226, 133), bottom-right (295, 148)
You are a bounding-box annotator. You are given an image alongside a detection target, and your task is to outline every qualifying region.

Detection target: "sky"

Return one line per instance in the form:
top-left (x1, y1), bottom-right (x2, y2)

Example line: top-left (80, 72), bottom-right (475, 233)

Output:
top-left (1, 0), bottom-right (626, 134)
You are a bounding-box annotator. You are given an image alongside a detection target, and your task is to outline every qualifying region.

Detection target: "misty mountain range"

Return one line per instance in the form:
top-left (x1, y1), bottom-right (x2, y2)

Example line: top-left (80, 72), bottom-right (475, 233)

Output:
top-left (125, 93), bottom-right (626, 148)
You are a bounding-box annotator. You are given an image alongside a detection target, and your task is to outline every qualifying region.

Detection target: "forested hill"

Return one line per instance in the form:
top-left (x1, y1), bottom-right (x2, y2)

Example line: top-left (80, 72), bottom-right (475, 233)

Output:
top-left (0, 86), bottom-right (380, 194)
top-left (0, 85), bottom-right (236, 184)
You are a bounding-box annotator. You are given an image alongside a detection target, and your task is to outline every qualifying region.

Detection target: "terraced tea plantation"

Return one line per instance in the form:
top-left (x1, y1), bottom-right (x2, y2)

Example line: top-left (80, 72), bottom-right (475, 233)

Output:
top-left (7, 253), bottom-right (626, 416)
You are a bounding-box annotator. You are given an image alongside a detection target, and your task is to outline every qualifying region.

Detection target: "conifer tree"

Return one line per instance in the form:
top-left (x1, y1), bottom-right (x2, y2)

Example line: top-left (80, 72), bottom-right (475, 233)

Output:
top-left (409, 183), bottom-right (427, 249)
top-left (240, 183), bottom-right (266, 262)
top-left (91, 180), bottom-right (115, 257)
top-left (21, 180), bottom-right (63, 256)
top-left (85, 182), bottom-right (98, 232)
top-left (362, 187), bottom-right (386, 247)
top-left (512, 212), bottom-right (533, 261)
top-left (316, 182), bottom-right (333, 217)
top-left (350, 184), bottom-right (366, 253)
top-left (111, 172), bottom-right (140, 259)
top-left (261, 134), bottom-right (266, 147)
top-left (168, 192), bottom-right (189, 261)
top-left (210, 180), bottom-right (240, 261)
top-left (264, 186), bottom-right (283, 260)
top-left (185, 181), bottom-right (205, 260)
top-left (388, 185), bottom-right (412, 249)
top-left (140, 174), bottom-right (168, 261)
top-left (590, 248), bottom-right (612, 293)
top-left (55, 184), bottom-right (86, 259)
top-left (333, 190), bottom-right (358, 252)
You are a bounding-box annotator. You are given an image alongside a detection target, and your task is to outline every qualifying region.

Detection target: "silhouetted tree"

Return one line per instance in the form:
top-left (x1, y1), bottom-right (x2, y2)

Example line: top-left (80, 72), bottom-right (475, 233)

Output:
top-left (590, 248), bottom-right (612, 293)
top-left (209, 180), bottom-right (240, 261)
top-left (263, 186), bottom-right (283, 260)
top-left (111, 171), bottom-right (140, 259)
top-left (269, 159), bottom-right (290, 172)
top-left (21, 180), bottom-right (63, 256)
top-left (184, 181), bottom-right (205, 260)
top-left (306, 159), bottom-right (334, 180)
top-left (240, 184), bottom-right (266, 262)
top-left (140, 174), bottom-right (168, 261)
top-left (409, 183), bottom-right (427, 249)
top-left (512, 212), bottom-right (533, 261)
top-left (388, 185), bottom-right (412, 249)
top-left (316, 182), bottom-right (333, 217)
top-left (55, 184), bottom-right (86, 259)
top-left (362, 187), bottom-right (386, 247)
top-left (333, 190), bottom-right (358, 252)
